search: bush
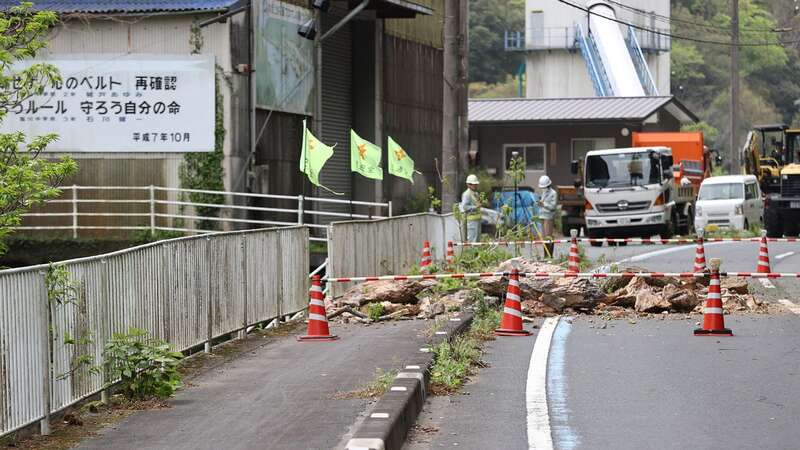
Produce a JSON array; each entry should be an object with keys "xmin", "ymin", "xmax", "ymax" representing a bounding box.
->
[
  {"xmin": 103, "ymin": 327, "xmax": 183, "ymax": 400},
  {"xmin": 367, "ymin": 303, "xmax": 385, "ymax": 321}
]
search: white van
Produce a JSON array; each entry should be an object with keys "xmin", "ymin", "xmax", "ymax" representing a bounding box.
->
[{"xmin": 694, "ymin": 175, "xmax": 762, "ymax": 231}]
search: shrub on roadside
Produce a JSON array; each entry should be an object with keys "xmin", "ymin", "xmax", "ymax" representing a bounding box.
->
[{"xmin": 103, "ymin": 327, "xmax": 183, "ymax": 400}]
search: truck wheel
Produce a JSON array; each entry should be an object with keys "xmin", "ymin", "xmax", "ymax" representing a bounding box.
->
[
  {"xmin": 765, "ymin": 209, "xmax": 782, "ymax": 238},
  {"xmin": 588, "ymin": 230, "xmax": 603, "ymax": 247}
]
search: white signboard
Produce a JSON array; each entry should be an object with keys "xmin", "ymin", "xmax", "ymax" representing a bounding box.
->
[{"xmin": 0, "ymin": 54, "xmax": 215, "ymax": 152}]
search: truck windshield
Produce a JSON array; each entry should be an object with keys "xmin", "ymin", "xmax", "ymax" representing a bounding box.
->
[
  {"xmin": 698, "ymin": 183, "xmax": 744, "ymax": 200},
  {"xmin": 585, "ymin": 152, "xmax": 662, "ymax": 188}
]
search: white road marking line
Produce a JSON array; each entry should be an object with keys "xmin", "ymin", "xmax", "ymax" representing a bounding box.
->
[
  {"xmin": 526, "ymin": 317, "xmax": 559, "ymax": 450},
  {"xmin": 779, "ymin": 299, "xmax": 800, "ymax": 314},
  {"xmin": 775, "ymin": 251, "xmax": 795, "ymax": 260},
  {"xmin": 759, "ymin": 278, "xmax": 776, "ymax": 289}
]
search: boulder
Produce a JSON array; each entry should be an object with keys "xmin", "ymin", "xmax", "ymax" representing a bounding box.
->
[
  {"xmin": 337, "ymin": 279, "xmax": 436, "ymax": 307},
  {"xmin": 549, "ymin": 277, "xmax": 607, "ymax": 311},
  {"xmin": 662, "ymin": 284, "xmax": 700, "ymax": 312},
  {"xmin": 634, "ymin": 285, "xmax": 671, "ymax": 313},
  {"xmin": 417, "ymin": 297, "xmax": 446, "ymax": 319},
  {"xmin": 721, "ymin": 278, "xmax": 749, "ymax": 295}
]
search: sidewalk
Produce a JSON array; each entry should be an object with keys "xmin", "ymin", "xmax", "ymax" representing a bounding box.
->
[{"xmin": 77, "ymin": 320, "xmax": 432, "ymax": 450}]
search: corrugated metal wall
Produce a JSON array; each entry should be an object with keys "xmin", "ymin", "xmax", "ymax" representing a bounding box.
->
[
  {"xmin": 318, "ymin": 7, "xmax": 354, "ymax": 213},
  {"xmin": 383, "ymin": 35, "xmax": 444, "ymax": 211},
  {"xmin": 385, "ymin": 0, "xmax": 444, "ymax": 49}
]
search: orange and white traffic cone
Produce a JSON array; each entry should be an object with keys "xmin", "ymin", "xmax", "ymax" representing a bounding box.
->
[
  {"xmin": 298, "ymin": 275, "xmax": 339, "ymax": 341},
  {"xmin": 420, "ymin": 240, "xmax": 432, "ymax": 268},
  {"xmin": 757, "ymin": 230, "xmax": 771, "ymax": 274},
  {"xmin": 567, "ymin": 229, "xmax": 580, "ymax": 273},
  {"xmin": 495, "ymin": 269, "xmax": 532, "ymax": 336},
  {"xmin": 694, "ymin": 258, "xmax": 732, "ymax": 336},
  {"xmin": 446, "ymin": 240, "xmax": 455, "ymax": 265},
  {"xmin": 693, "ymin": 229, "xmax": 707, "ymax": 273}
]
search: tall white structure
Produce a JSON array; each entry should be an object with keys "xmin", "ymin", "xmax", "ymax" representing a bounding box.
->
[{"xmin": 508, "ymin": 0, "xmax": 670, "ymax": 98}]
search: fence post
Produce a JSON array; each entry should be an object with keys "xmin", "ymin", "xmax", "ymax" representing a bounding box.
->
[
  {"xmin": 71, "ymin": 185, "xmax": 78, "ymax": 239},
  {"xmin": 149, "ymin": 185, "xmax": 156, "ymax": 235},
  {"xmin": 99, "ymin": 258, "xmax": 110, "ymax": 405},
  {"xmin": 297, "ymin": 195, "xmax": 304, "ymax": 225},
  {"xmin": 388, "ymin": 200, "xmax": 393, "ymax": 218},
  {"xmin": 240, "ymin": 236, "xmax": 248, "ymax": 340},
  {"xmin": 205, "ymin": 236, "xmax": 213, "ymax": 353},
  {"xmin": 38, "ymin": 270, "xmax": 51, "ymax": 435}
]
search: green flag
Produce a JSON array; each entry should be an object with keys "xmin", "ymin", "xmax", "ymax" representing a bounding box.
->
[
  {"xmin": 387, "ymin": 136, "xmax": 418, "ymax": 183},
  {"xmin": 350, "ymin": 130, "xmax": 383, "ymax": 180},
  {"xmin": 300, "ymin": 120, "xmax": 340, "ymax": 193}
]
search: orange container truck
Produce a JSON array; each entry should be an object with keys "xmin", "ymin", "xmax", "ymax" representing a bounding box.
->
[{"xmin": 632, "ymin": 131, "xmax": 708, "ymax": 193}]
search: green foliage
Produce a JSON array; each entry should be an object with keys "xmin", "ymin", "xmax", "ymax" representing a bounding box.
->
[
  {"xmin": 179, "ymin": 69, "xmax": 226, "ymax": 231},
  {"xmin": 469, "ymin": 0, "xmax": 525, "ymax": 84},
  {"xmin": 681, "ymin": 121, "xmax": 719, "ymax": 149},
  {"xmin": 469, "ymin": 75, "xmax": 521, "ymax": 99},
  {"xmin": 45, "ymin": 263, "xmax": 79, "ymax": 307},
  {"xmin": 103, "ymin": 327, "xmax": 183, "ymax": 400},
  {"xmin": 367, "ymin": 302, "xmax": 385, "ymax": 321},
  {"xmin": 453, "ymin": 246, "xmax": 510, "ymax": 272},
  {"xmin": 671, "ymin": 0, "xmax": 800, "ymax": 151},
  {"xmin": 427, "ymin": 185, "xmax": 442, "ymax": 212},
  {"xmin": 429, "ymin": 335, "xmax": 479, "ymax": 391},
  {"xmin": 131, "ymin": 229, "xmax": 184, "ymax": 244},
  {"xmin": 0, "ymin": 3, "xmax": 75, "ymax": 254},
  {"xmin": 365, "ymin": 368, "xmax": 396, "ymax": 396}
]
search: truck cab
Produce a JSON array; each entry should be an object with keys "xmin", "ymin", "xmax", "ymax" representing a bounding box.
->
[{"xmin": 581, "ymin": 146, "xmax": 693, "ymax": 241}]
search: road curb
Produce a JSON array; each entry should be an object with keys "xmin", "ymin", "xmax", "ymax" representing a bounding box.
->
[{"xmin": 344, "ymin": 313, "xmax": 474, "ymax": 450}]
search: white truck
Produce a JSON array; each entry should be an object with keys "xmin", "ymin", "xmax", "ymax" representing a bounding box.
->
[{"xmin": 576, "ymin": 146, "xmax": 696, "ymax": 245}]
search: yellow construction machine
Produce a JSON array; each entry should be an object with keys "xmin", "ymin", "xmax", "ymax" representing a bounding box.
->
[{"xmin": 742, "ymin": 124, "xmax": 800, "ymax": 236}]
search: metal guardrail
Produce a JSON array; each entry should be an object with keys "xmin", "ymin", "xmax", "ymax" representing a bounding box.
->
[
  {"xmin": 505, "ymin": 26, "xmax": 670, "ymax": 52},
  {"xmin": 0, "ymin": 226, "xmax": 310, "ymax": 438},
  {"xmin": 17, "ymin": 185, "xmax": 393, "ymax": 243}
]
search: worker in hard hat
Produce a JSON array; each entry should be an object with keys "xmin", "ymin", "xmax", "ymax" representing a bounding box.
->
[
  {"xmin": 461, "ymin": 174, "xmax": 482, "ymax": 242},
  {"xmin": 538, "ymin": 175, "xmax": 558, "ymax": 255}
]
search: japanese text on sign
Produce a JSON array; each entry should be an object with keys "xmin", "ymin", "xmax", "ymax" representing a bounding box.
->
[{"xmin": 0, "ymin": 54, "xmax": 215, "ymax": 152}]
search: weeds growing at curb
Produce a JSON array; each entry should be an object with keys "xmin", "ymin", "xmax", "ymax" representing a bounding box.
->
[{"xmin": 332, "ymin": 368, "xmax": 398, "ymax": 399}]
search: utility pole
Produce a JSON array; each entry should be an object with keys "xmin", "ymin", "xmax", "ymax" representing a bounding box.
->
[
  {"xmin": 730, "ymin": 0, "xmax": 740, "ymax": 173},
  {"xmin": 442, "ymin": 0, "xmax": 468, "ymax": 210}
]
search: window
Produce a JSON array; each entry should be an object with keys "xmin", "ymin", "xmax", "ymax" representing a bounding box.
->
[
  {"xmin": 504, "ymin": 144, "xmax": 545, "ymax": 171},
  {"xmin": 571, "ymin": 138, "xmax": 616, "ymax": 163},
  {"xmin": 745, "ymin": 183, "xmax": 757, "ymax": 200}
]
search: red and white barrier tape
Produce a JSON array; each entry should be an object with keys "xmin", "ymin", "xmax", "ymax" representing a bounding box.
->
[
  {"xmin": 324, "ymin": 271, "xmax": 706, "ymax": 283},
  {"xmin": 721, "ymin": 272, "xmax": 800, "ymax": 278},
  {"xmin": 453, "ymin": 237, "xmax": 800, "ymax": 247}
]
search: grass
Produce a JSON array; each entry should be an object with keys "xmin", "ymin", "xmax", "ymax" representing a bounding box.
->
[
  {"xmin": 427, "ymin": 302, "xmax": 501, "ymax": 395},
  {"xmin": 332, "ymin": 368, "xmax": 398, "ymax": 399}
]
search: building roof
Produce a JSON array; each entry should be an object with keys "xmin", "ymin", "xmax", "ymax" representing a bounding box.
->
[
  {"xmin": 0, "ymin": 0, "xmax": 240, "ymax": 14},
  {"xmin": 469, "ymin": 96, "xmax": 698, "ymax": 125}
]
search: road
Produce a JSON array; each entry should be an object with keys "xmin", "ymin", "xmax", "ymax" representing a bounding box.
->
[{"xmin": 406, "ymin": 240, "xmax": 800, "ymax": 450}]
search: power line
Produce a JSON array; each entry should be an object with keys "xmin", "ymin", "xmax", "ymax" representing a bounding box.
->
[
  {"xmin": 557, "ymin": 0, "xmax": 800, "ymax": 47},
  {"xmin": 605, "ymin": 0, "xmax": 791, "ymax": 35}
]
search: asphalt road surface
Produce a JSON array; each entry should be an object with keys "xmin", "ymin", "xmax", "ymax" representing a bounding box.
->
[{"xmin": 408, "ymin": 241, "xmax": 800, "ymax": 450}]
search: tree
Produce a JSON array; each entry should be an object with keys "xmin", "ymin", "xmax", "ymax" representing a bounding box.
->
[
  {"xmin": 468, "ymin": 0, "xmax": 525, "ymax": 85},
  {"xmin": 0, "ymin": 2, "xmax": 76, "ymax": 254}
]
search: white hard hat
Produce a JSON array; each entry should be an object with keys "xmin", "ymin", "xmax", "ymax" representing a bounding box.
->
[
  {"xmin": 538, "ymin": 175, "xmax": 552, "ymax": 188},
  {"xmin": 466, "ymin": 174, "xmax": 480, "ymax": 185}
]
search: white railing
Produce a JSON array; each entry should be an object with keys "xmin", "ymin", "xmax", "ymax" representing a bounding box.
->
[
  {"xmin": 17, "ymin": 185, "xmax": 393, "ymax": 243},
  {"xmin": 0, "ymin": 226, "xmax": 310, "ymax": 438}
]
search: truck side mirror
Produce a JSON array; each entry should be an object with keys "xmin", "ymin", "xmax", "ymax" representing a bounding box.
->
[{"xmin": 570, "ymin": 160, "xmax": 579, "ymax": 175}]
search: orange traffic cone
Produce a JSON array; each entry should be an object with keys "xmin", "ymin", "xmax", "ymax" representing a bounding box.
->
[
  {"xmin": 693, "ymin": 229, "xmax": 707, "ymax": 273},
  {"xmin": 298, "ymin": 275, "xmax": 339, "ymax": 341},
  {"xmin": 694, "ymin": 258, "xmax": 732, "ymax": 336},
  {"xmin": 446, "ymin": 240, "xmax": 455, "ymax": 265},
  {"xmin": 567, "ymin": 229, "xmax": 580, "ymax": 273},
  {"xmin": 495, "ymin": 269, "xmax": 532, "ymax": 336},
  {"xmin": 757, "ymin": 230, "xmax": 771, "ymax": 273},
  {"xmin": 420, "ymin": 240, "xmax": 432, "ymax": 268}
]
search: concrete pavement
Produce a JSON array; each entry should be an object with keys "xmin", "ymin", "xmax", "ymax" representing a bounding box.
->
[{"xmin": 77, "ymin": 321, "xmax": 434, "ymax": 450}]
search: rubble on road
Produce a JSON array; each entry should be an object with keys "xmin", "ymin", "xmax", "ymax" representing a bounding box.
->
[{"xmin": 327, "ymin": 258, "xmax": 767, "ymax": 324}]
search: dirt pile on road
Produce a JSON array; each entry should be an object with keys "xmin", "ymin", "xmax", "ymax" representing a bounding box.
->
[{"xmin": 328, "ymin": 259, "xmax": 766, "ymax": 323}]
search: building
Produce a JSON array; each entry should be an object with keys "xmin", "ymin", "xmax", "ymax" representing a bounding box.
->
[
  {"xmin": 2, "ymin": 0, "xmax": 452, "ymax": 235},
  {"xmin": 506, "ymin": 0, "xmax": 671, "ymax": 98},
  {"xmin": 468, "ymin": 96, "xmax": 697, "ymax": 189}
]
